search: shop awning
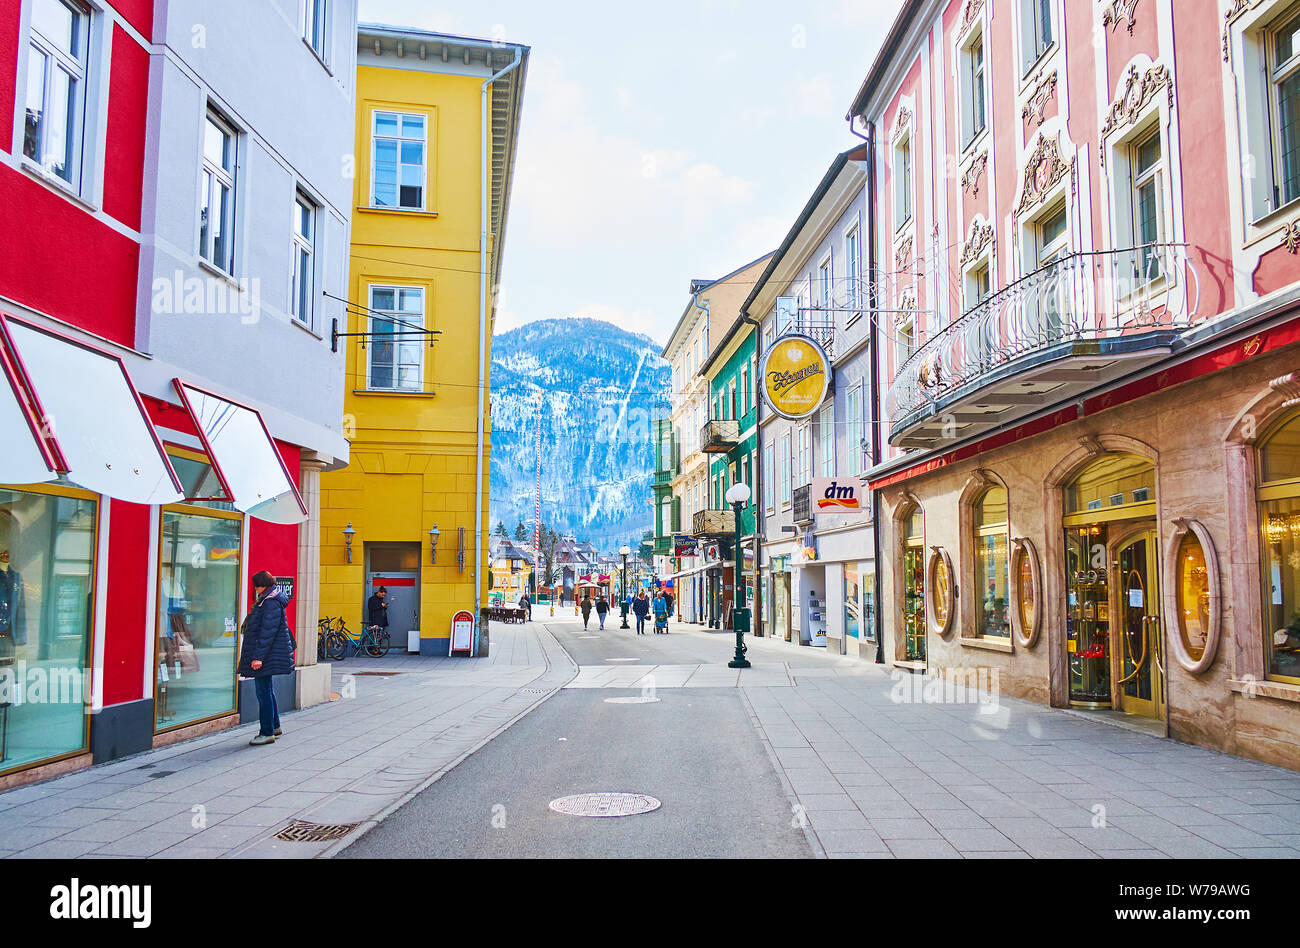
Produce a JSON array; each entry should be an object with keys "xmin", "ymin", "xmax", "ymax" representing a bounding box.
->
[
  {"xmin": 0, "ymin": 314, "xmax": 183, "ymax": 505},
  {"xmin": 173, "ymin": 380, "xmax": 307, "ymax": 524}
]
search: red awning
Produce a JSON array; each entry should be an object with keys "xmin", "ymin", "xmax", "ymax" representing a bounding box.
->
[{"xmin": 0, "ymin": 313, "xmax": 182, "ymax": 505}]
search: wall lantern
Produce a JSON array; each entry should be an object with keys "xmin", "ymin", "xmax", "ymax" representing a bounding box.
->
[
  {"xmin": 343, "ymin": 522, "xmax": 356, "ymax": 564},
  {"xmin": 429, "ymin": 524, "xmax": 441, "ymax": 564}
]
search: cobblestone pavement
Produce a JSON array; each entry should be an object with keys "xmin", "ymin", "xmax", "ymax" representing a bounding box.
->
[{"xmin": 0, "ymin": 622, "xmax": 574, "ymax": 858}]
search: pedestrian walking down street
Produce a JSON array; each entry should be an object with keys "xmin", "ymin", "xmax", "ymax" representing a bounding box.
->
[
  {"xmin": 518, "ymin": 591, "xmax": 532, "ymax": 621},
  {"xmin": 239, "ymin": 571, "xmax": 295, "ymax": 745},
  {"xmin": 596, "ymin": 593, "xmax": 609, "ymax": 630},
  {"xmin": 632, "ymin": 590, "xmax": 650, "ymax": 634},
  {"xmin": 580, "ymin": 592, "xmax": 593, "ymax": 629},
  {"xmin": 652, "ymin": 590, "xmax": 669, "ymax": 634}
]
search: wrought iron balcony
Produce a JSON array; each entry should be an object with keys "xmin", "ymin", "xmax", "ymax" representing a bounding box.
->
[
  {"xmin": 700, "ymin": 418, "xmax": 740, "ymax": 453},
  {"xmin": 792, "ymin": 484, "xmax": 812, "ymax": 523},
  {"xmin": 692, "ymin": 508, "xmax": 736, "ymax": 537},
  {"xmin": 884, "ymin": 243, "xmax": 1200, "ymax": 449}
]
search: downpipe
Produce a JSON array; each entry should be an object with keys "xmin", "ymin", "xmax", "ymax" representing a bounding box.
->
[{"xmin": 475, "ymin": 47, "xmax": 523, "ymax": 653}]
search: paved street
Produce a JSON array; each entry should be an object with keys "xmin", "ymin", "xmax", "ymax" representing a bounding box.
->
[{"xmin": 5, "ymin": 613, "xmax": 1300, "ymax": 858}]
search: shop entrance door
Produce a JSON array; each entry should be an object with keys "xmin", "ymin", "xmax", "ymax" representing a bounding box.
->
[
  {"xmin": 364, "ymin": 574, "xmax": 419, "ymax": 639},
  {"xmin": 775, "ymin": 575, "xmax": 791, "ymax": 641},
  {"xmin": 1115, "ymin": 530, "xmax": 1165, "ymax": 720}
]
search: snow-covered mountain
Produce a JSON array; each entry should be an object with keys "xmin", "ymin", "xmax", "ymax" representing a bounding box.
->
[{"xmin": 489, "ymin": 318, "xmax": 670, "ymax": 551}]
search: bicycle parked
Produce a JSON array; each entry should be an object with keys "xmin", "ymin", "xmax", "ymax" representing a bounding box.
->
[
  {"xmin": 341, "ymin": 616, "xmax": 391, "ymax": 657},
  {"xmin": 317, "ymin": 617, "xmax": 347, "ymax": 662}
]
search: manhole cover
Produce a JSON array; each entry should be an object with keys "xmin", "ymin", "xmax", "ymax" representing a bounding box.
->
[
  {"xmin": 274, "ymin": 820, "xmax": 359, "ymax": 842},
  {"xmin": 147, "ymin": 770, "xmax": 176, "ymax": 778},
  {"xmin": 548, "ymin": 793, "xmax": 661, "ymax": 818},
  {"xmin": 604, "ymin": 658, "xmax": 640, "ymax": 663},
  {"xmin": 351, "ymin": 671, "xmax": 402, "ymax": 677},
  {"xmin": 604, "ymin": 696, "xmax": 660, "ymax": 704}
]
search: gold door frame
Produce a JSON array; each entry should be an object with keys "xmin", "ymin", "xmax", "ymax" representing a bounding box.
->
[{"xmin": 1109, "ymin": 522, "xmax": 1165, "ymax": 721}]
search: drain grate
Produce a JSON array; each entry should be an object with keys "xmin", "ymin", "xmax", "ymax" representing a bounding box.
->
[
  {"xmin": 520, "ymin": 688, "xmax": 550, "ymax": 694},
  {"xmin": 604, "ymin": 658, "xmax": 640, "ymax": 663},
  {"xmin": 549, "ymin": 792, "xmax": 661, "ymax": 818},
  {"xmin": 274, "ymin": 820, "xmax": 359, "ymax": 842},
  {"xmin": 147, "ymin": 770, "xmax": 177, "ymax": 778},
  {"xmin": 604, "ymin": 696, "xmax": 660, "ymax": 704},
  {"xmin": 350, "ymin": 671, "xmax": 402, "ymax": 677}
]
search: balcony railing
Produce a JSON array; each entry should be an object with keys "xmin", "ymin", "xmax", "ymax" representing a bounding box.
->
[
  {"xmin": 700, "ymin": 418, "xmax": 740, "ymax": 453},
  {"xmin": 885, "ymin": 243, "xmax": 1200, "ymax": 434},
  {"xmin": 792, "ymin": 484, "xmax": 812, "ymax": 523},
  {"xmin": 692, "ymin": 508, "xmax": 736, "ymax": 537}
]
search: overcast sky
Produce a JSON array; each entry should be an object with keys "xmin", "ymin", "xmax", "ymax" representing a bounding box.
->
[{"xmin": 359, "ymin": 0, "xmax": 902, "ymax": 346}]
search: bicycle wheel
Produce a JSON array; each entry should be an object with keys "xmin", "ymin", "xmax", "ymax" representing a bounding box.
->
[
  {"xmin": 327, "ymin": 631, "xmax": 347, "ymax": 661},
  {"xmin": 376, "ymin": 631, "xmax": 392, "ymax": 656}
]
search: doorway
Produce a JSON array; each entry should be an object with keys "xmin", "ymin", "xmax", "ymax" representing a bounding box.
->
[
  {"xmin": 365, "ymin": 543, "xmax": 421, "ymax": 640},
  {"xmin": 1062, "ymin": 454, "xmax": 1165, "ymax": 720}
]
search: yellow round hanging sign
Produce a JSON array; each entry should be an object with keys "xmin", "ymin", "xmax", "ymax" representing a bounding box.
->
[{"xmin": 762, "ymin": 335, "xmax": 832, "ymax": 419}]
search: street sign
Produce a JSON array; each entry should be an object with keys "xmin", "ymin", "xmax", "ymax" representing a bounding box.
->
[{"xmin": 450, "ymin": 609, "xmax": 474, "ymax": 656}]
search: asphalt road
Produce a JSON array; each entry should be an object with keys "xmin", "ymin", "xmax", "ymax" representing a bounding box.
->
[
  {"xmin": 550, "ymin": 611, "xmax": 745, "ymax": 665},
  {"xmin": 340, "ymin": 618, "xmax": 813, "ymax": 859}
]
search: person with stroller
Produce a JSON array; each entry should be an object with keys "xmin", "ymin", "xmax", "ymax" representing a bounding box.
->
[
  {"xmin": 632, "ymin": 590, "xmax": 650, "ymax": 635},
  {"xmin": 652, "ymin": 590, "xmax": 670, "ymax": 634}
]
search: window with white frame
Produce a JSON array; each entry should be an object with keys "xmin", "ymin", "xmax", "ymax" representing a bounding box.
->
[
  {"xmin": 845, "ymin": 224, "xmax": 861, "ymax": 311},
  {"xmin": 728, "ymin": 379, "xmax": 737, "ymax": 420},
  {"xmin": 367, "ymin": 285, "xmax": 425, "ymax": 391},
  {"xmin": 965, "ymin": 259, "xmax": 991, "ymax": 315},
  {"xmin": 797, "ymin": 424, "xmax": 811, "ymax": 487},
  {"xmin": 1129, "ymin": 127, "xmax": 1165, "ymax": 283},
  {"xmin": 740, "ymin": 362, "xmax": 750, "ymax": 417},
  {"xmin": 371, "ymin": 111, "xmax": 427, "ymax": 209},
  {"xmin": 846, "ymin": 385, "xmax": 864, "ymax": 475},
  {"xmin": 23, "ymin": 0, "xmax": 90, "ymax": 188},
  {"xmin": 290, "ymin": 192, "xmax": 316, "ymax": 326},
  {"xmin": 779, "ymin": 432, "xmax": 791, "ymax": 505},
  {"xmin": 797, "ymin": 281, "xmax": 811, "ymax": 333},
  {"xmin": 896, "ymin": 318, "xmax": 915, "ymax": 368},
  {"xmin": 819, "ymin": 403, "xmax": 834, "ymax": 477},
  {"xmin": 303, "ymin": 0, "xmax": 328, "ymax": 61},
  {"xmin": 1036, "ymin": 201, "xmax": 1069, "ymax": 268},
  {"xmin": 961, "ymin": 28, "xmax": 987, "ymax": 148},
  {"xmin": 894, "ymin": 135, "xmax": 913, "ymax": 231},
  {"xmin": 1021, "ymin": 0, "xmax": 1053, "ymax": 73},
  {"xmin": 1267, "ymin": 7, "xmax": 1300, "ymax": 213},
  {"xmin": 200, "ymin": 110, "xmax": 238, "ymax": 274},
  {"xmin": 818, "ymin": 255, "xmax": 832, "ymax": 309},
  {"xmin": 764, "ymin": 443, "xmax": 775, "ymax": 510}
]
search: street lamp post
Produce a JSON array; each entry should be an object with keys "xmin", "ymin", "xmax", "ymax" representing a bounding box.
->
[
  {"xmin": 724, "ymin": 482, "xmax": 751, "ymax": 669},
  {"xmin": 619, "ymin": 545, "xmax": 631, "ymax": 629}
]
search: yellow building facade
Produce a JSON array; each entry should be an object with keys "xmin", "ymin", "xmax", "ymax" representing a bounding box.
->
[{"xmin": 319, "ymin": 26, "xmax": 528, "ymax": 654}]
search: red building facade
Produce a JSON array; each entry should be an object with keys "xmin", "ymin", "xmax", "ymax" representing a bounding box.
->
[
  {"xmin": 0, "ymin": 0, "xmax": 352, "ymax": 785},
  {"xmin": 856, "ymin": 0, "xmax": 1300, "ymax": 768}
]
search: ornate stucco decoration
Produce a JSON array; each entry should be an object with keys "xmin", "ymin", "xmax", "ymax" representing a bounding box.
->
[
  {"xmin": 1100, "ymin": 63, "xmax": 1173, "ymax": 140},
  {"xmin": 961, "ymin": 150, "xmax": 988, "ymax": 197},
  {"xmin": 959, "ymin": 219, "xmax": 994, "ymax": 266},
  {"xmin": 1015, "ymin": 135, "xmax": 1070, "ymax": 217},
  {"xmin": 1280, "ymin": 218, "xmax": 1300, "ymax": 255},
  {"xmin": 1102, "ymin": 0, "xmax": 1140, "ymax": 34},
  {"xmin": 895, "ymin": 235, "xmax": 914, "ymax": 269},
  {"xmin": 1222, "ymin": 0, "xmax": 1261, "ymax": 62},
  {"xmin": 1269, "ymin": 371, "xmax": 1300, "ymax": 407},
  {"xmin": 893, "ymin": 106, "xmax": 912, "ymax": 139},
  {"xmin": 899, "ymin": 288, "xmax": 917, "ymax": 316},
  {"xmin": 1021, "ymin": 70, "xmax": 1057, "ymax": 129},
  {"xmin": 958, "ymin": 0, "xmax": 985, "ymax": 39}
]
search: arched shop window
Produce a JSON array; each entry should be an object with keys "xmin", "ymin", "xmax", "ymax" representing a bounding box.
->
[
  {"xmin": 974, "ymin": 487, "xmax": 1010, "ymax": 639},
  {"xmin": 902, "ymin": 505, "xmax": 926, "ymax": 661},
  {"xmin": 1258, "ymin": 411, "xmax": 1300, "ymax": 683}
]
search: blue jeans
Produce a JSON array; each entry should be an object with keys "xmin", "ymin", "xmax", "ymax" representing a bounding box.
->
[
  {"xmin": 598, "ymin": 612, "xmax": 606, "ymax": 629},
  {"xmin": 254, "ymin": 675, "xmax": 280, "ymax": 737},
  {"xmin": 635, "ymin": 614, "xmax": 646, "ymax": 633}
]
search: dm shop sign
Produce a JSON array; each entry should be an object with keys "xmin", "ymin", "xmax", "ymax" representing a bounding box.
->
[
  {"xmin": 811, "ymin": 477, "xmax": 867, "ymax": 514},
  {"xmin": 762, "ymin": 335, "xmax": 831, "ymax": 419}
]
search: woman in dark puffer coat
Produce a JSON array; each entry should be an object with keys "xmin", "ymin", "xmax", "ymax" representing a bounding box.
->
[{"xmin": 239, "ymin": 570, "xmax": 295, "ymax": 745}]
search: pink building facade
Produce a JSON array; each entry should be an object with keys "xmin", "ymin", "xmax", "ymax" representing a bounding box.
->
[{"xmin": 855, "ymin": 0, "xmax": 1300, "ymax": 768}]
